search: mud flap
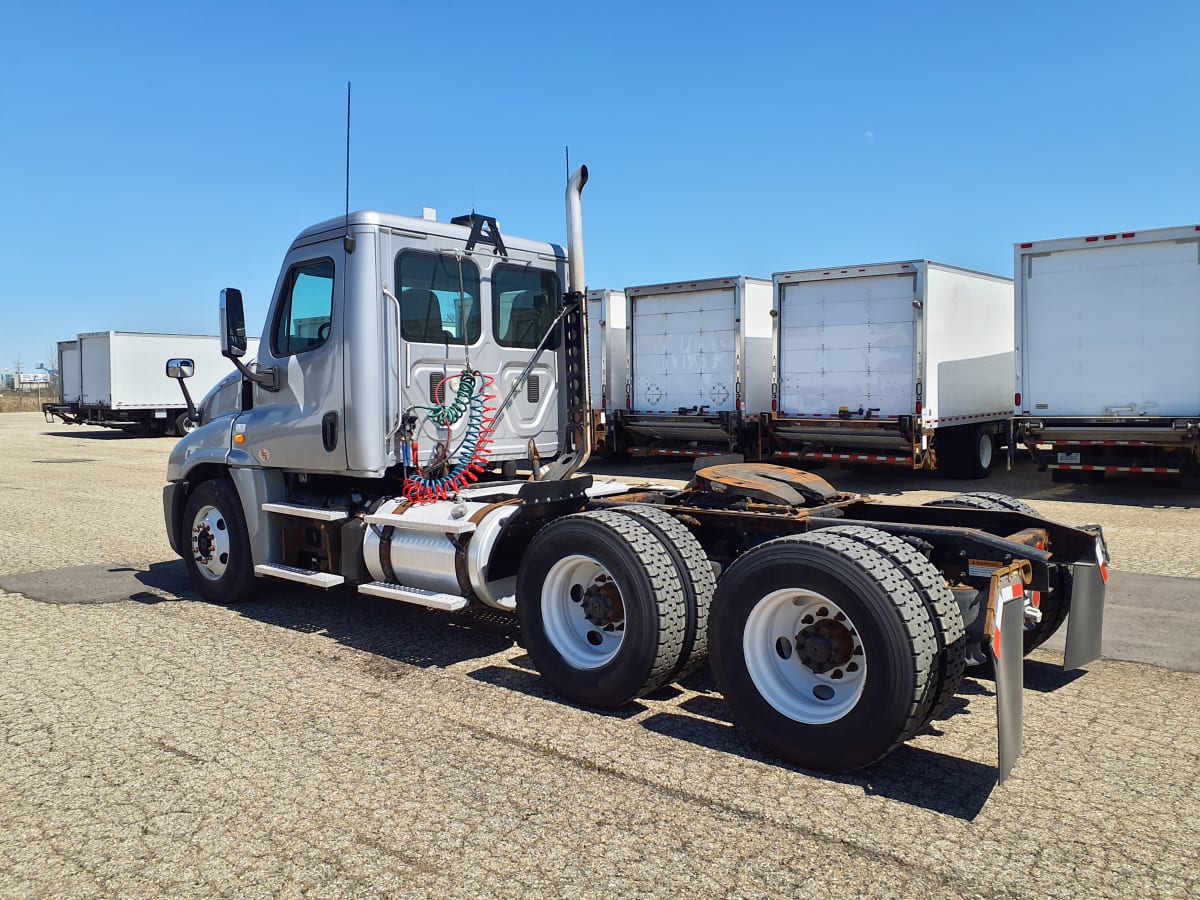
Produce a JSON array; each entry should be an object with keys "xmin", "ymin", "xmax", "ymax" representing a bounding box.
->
[
  {"xmin": 987, "ymin": 562, "xmax": 1029, "ymax": 784},
  {"xmin": 1064, "ymin": 560, "xmax": 1106, "ymax": 671}
]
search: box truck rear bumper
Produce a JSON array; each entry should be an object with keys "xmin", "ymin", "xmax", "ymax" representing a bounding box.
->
[
  {"xmin": 616, "ymin": 412, "xmax": 741, "ymax": 447},
  {"xmin": 767, "ymin": 416, "xmax": 919, "ymax": 466},
  {"xmin": 1017, "ymin": 417, "xmax": 1200, "ymax": 474}
]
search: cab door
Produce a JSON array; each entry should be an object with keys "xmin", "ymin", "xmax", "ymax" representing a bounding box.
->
[{"xmin": 237, "ymin": 237, "xmax": 347, "ymax": 472}]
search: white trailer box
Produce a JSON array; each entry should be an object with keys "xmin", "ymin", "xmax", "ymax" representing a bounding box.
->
[
  {"xmin": 1013, "ymin": 225, "xmax": 1200, "ymax": 482},
  {"xmin": 586, "ymin": 289, "xmax": 628, "ymax": 454},
  {"xmin": 48, "ymin": 331, "xmax": 258, "ymax": 435},
  {"xmin": 57, "ymin": 340, "xmax": 82, "ymax": 404},
  {"xmin": 614, "ymin": 276, "xmax": 773, "ymax": 457},
  {"xmin": 769, "ymin": 261, "xmax": 1013, "ymax": 476}
]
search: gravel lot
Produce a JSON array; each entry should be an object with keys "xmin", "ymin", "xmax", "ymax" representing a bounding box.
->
[{"xmin": 2, "ymin": 412, "xmax": 1198, "ymax": 898}]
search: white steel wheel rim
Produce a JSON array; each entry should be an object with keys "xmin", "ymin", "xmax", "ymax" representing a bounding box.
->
[
  {"xmin": 190, "ymin": 504, "xmax": 231, "ymax": 581},
  {"xmin": 978, "ymin": 432, "xmax": 994, "ymax": 470},
  {"xmin": 743, "ymin": 589, "xmax": 867, "ymax": 724},
  {"xmin": 541, "ymin": 554, "xmax": 625, "ymax": 669}
]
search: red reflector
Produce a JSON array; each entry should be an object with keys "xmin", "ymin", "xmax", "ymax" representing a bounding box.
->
[
  {"xmin": 1086, "ymin": 236, "xmax": 1099, "ymax": 242},
  {"xmin": 1015, "ymin": 392, "xmax": 1021, "ymax": 406},
  {"xmin": 915, "ymin": 400, "xmax": 922, "ymax": 415},
  {"xmin": 1121, "ymin": 232, "xmax": 1135, "ymax": 238},
  {"xmin": 625, "ymin": 397, "xmax": 631, "ymax": 410},
  {"xmin": 1103, "ymin": 234, "xmax": 1116, "ymax": 240},
  {"xmin": 735, "ymin": 398, "xmax": 741, "ymax": 411},
  {"xmin": 1020, "ymin": 243, "xmax": 1032, "ymax": 248},
  {"xmin": 771, "ymin": 399, "xmax": 777, "ymax": 411}
]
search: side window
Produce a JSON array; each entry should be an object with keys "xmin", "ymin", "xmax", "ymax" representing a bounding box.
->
[
  {"xmin": 395, "ymin": 251, "xmax": 481, "ymax": 344},
  {"xmin": 273, "ymin": 258, "xmax": 335, "ymax": 356},
  {"xmin": 493, "ymin": 265, "xmax": 561, "ymax": 348}
]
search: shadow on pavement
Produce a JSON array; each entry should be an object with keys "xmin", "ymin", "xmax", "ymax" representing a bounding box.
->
[{"xmin": 123, "ymin": 559, "xmax": 1004, "ymax": 817}]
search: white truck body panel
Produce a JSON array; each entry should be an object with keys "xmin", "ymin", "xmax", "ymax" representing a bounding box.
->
[
  {"xmin": 626, "ymin": 277, "xmax": 772, "ymax": 415},
  {"xmin": 774, "ymin": 262, "xmax": 1013, "ymax": 427},
  {"xmin": 58, "ymin": 340, "xmax": 82, "ymax": 403},
  {"xmin": 586, "ymin": 289, "xmax": 627, "ymax": 410},
  {"xmin": 1016, "ymin": 226, "xmax": 1200, "ymax": 417},
  {"xmin": 76, "ymin": 332, "xmax": 258, "ymax": 409}
]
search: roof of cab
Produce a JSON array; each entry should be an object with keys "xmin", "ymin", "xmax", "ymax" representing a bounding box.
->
[{"xmin": 292, "ymin": 210, "xmax": 566, "ymax": 258}]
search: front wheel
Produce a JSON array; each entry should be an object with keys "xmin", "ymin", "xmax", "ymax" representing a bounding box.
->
[
  {"xmin": 181, "ymin": 479, "xmax": 255, "ymax": 604},
  {"xmin": 709, "ymin": 531, "xmax": 936, "ymax": 772}
]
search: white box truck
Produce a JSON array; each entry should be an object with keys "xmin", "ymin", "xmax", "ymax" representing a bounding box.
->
[
  {"xmin": 767, "ymin": 261, "xmax": 1014, "ymax": 477},
  {"xmin": 586, "ymin": 288, "xmax": 628, "ymax": 455},
  {"xmin": 45, "ymin": 331, "xmax": 258, "ymax": 436},
  {"xmin": 611, "ymin": 276, "xmax": 773, "ymax": 457},
  {"xmin": 1013, "ymin": 225, "xmax": 1200, "ymax": 483}
]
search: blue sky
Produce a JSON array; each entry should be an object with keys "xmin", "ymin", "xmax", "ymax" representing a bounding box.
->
[{"xmin": 1, "ymin": 1, "xmax": 1196, "ymax": 373}]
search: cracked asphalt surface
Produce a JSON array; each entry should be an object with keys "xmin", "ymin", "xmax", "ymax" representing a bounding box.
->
[{"xmin": 1, "ymin": 413, "xmax": 1198, "ymax": 897}]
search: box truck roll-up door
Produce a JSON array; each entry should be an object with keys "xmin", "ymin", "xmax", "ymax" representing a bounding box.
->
[
  {"xmin": 778, "ymin": 274, "xmax": 916, "ymax": 416},
  {"xmin": 631, "ymin": 287, "xmax": 738, "ymax": 413},
  {"xmin": 1022, "ymin": 240, "xmax": 1200, "ymax": 417}
]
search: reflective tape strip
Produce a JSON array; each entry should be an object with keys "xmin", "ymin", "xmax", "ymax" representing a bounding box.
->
[
  {"xmin": 1050, "ymin": 464, "xmax": 1178, "ymax": 474},
  {"xmin": 776, "ymin": 452, "xmax": 914, "ymax": 464}
]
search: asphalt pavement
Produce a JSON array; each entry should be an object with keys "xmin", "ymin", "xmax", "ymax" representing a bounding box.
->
[{"xmin": 1, "ymin": 413, "xmax": 1197, "ymax": 898}]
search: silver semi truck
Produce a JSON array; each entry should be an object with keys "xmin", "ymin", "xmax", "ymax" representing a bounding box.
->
[{"xmin": 163, "ymin": 168, "xmax": 1107, "ymax": 780}]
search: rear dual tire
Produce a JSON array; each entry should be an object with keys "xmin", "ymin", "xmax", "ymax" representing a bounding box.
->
[
  {"xmin": 709, "ymin": 529, "xmax": 940, "ymax": 772},
  {"xmin": 516, "ymin": 511, "xmax": 688, "ymax": 709},
  {"xmin": 923, "ymin": 491, "xmax": 1063, "ymax": 655}
]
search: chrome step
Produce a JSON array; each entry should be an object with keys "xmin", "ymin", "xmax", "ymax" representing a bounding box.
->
[
  {"xmin": 254, "ymin": 563, "xmax": 345, "ymax": 589},
  {"xmin": 363, "ymin": 513, "xmax": 476, "ymax": 535},
  {"xmin": 357, "ymin": 581, "xmax": 468, "ymax": 611},
  {"xmin": 261, "ymin": 502, "xmax": 348, "ymax": 521}
]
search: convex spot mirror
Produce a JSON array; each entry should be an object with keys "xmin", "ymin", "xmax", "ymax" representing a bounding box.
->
[
  {"xmin": 166, "ymin": 358, "xmax": 195, "ymax": 379},
  {"xmin": 220, "ymin": 287, "xmax": 248, "ymax": 358}
]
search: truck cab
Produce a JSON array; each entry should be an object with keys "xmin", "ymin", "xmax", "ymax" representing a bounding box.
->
[{"xmin": 225, "ymin": 211, "xmax": 571, "ymax": 476}]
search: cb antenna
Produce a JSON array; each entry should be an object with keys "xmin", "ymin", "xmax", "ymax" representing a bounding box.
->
[
  {"xmin": 343, "ymin": 81, "xmax": 355, "ymax": 253},
  {"xmin": 565, "ymin": 144, "xmax": 569, "ymax": 183}
]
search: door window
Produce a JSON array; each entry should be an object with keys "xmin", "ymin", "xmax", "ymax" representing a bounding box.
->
[{"xmin": 273, "ymin": 258, "xmax": 335, "ymax": 356}]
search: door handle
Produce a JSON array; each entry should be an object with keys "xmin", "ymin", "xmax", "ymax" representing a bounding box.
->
[{"xmin": 322, "ymin": 411, "xmax": 339, "ymax": 452}]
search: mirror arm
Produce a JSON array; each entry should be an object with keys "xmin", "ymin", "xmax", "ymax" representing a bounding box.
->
[
  {"xmin": 229, "ymin": 355, "xmax": 278, "ymax": 392},
  {"xmin": 173, "ymin": 377, "xmax": 198, "ymax": 423}
]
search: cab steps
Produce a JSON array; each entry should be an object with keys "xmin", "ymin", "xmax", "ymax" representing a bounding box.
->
[
  {"xmin": 254, "ymin": 563, "xmax": 345, "ymax": 589},
  {"xmin": 357, "ymin": 582, "xmax": 469, "ymax": 611}
]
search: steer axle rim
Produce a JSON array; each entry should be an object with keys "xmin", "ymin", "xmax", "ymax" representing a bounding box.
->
[
  {"xmin": 190, "ymin": 504, "xmax": 231, "ymax": 581},
  {"xmin": 743, "ymin": 588, "xmax": 867, "ymax": 724},
  {"xmin": 542, "ymin": 554, "xmax": 626, "ymax": 669}
]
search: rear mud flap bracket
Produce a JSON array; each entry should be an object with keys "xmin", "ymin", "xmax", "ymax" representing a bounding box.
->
[{"xmin": 986, "ymin": 561, "xmax": 1029, "ymax": 784}]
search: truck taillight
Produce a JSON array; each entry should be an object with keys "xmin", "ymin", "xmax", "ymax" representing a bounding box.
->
[
  {"xmin": 1015, "ymin": 392, "xmax": 1021, "ymax": 407},
  {"xmin": 915, "ymin": 400, "xmax": 922, "ymax": 415},
  {"xmin": 771, "ymin": 399, "xmax": 777, "ymax": 412}
]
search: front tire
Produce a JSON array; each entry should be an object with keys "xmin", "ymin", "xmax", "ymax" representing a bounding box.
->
[
  {"xmin": 516, "ymin": 511, "xmax": 687, "ymax": 709},
  {"xmin": 709, "ymin": 531, "xmax": 936, "ymax": 772},
  {"xmin": 181, "ymin": 479, "xmax": 255, "ymax": 604}
]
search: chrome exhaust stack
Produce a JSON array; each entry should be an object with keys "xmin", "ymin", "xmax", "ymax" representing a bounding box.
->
[
  {"xmin": 566, "ymin": 165, "xmax": 588, "ymax": 296},
  {"xmin": 553, "ymin": 164, "xmax": 591, "ymax": 480}
]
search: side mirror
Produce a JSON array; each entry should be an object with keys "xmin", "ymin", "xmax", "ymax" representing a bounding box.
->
[
  {"xmin": 220, "ymin": 288, "xmax": 248, "ymax": 359},
  {"xmin": 166, "ymin": 358, "xmax": 194, "ymax": 380}
]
